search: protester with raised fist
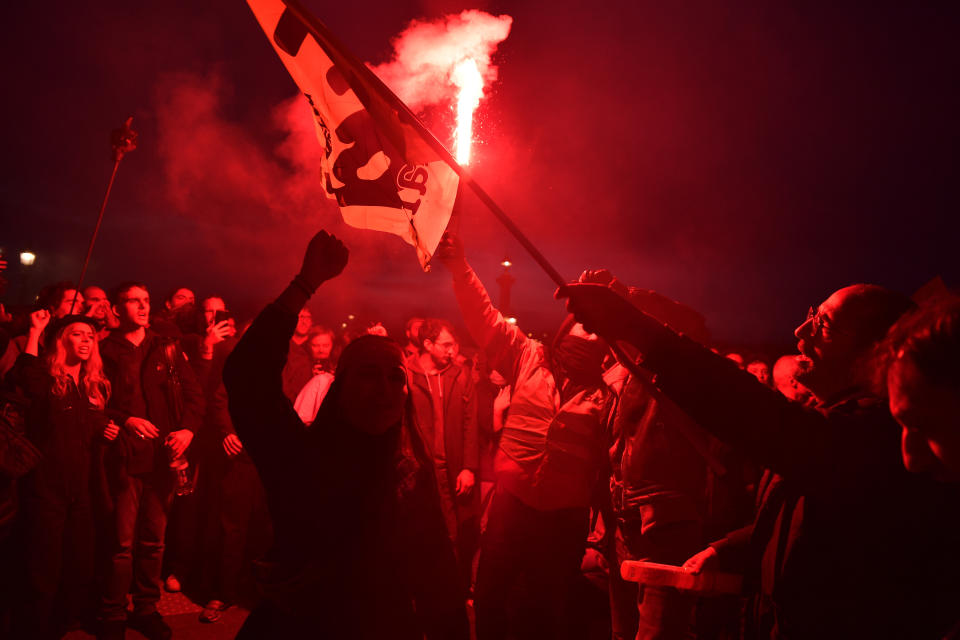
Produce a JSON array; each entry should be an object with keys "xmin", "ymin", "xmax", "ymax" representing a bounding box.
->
[
  {"xmin": 8, "ymin": 311, "xmax": 114, "ymax": 639},
  {"xmin": 224, "ymin": 230, "xmax": 467, "ymax": 640}
]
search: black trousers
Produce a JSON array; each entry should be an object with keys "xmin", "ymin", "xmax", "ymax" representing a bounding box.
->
[
  {"xmin": 13, "ymin": 482, "xmax": 94, "ymax": 640},
  {"xmin": 474, "ymin": 487, "xmax": 589, "ymax": 640},
  {"xmin": 212, "ymin": 457, "xmax": 271, "ymax": 604}
]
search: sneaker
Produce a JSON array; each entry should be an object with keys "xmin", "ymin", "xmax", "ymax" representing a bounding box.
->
[
  {"xmin": 96, "ymin": 619, "xmax": 125, "ymax": 640},
  {"xmin": 199, "ymin": 599, "xmax": 227, "ymax": 623},
  {"xmin": 163, "ymin": 574, "xmax": 182, "ymax": 592},
  {"xmin": 127, "ymin": 612, "xmax": 172, "ymax": 640}
]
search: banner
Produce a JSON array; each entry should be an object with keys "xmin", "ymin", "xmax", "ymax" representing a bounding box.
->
[{"xmin": 247, "ymin": 0, "xmax": 460, "ymax": 267}]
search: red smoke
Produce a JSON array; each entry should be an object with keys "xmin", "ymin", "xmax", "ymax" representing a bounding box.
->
[
  {"xmin": 370, "ymin": 10, "xmax": 512, "ymax": 111},
  {"xmin": 154, "ymin": 71, "xmax": 326, "ymax": 227}
]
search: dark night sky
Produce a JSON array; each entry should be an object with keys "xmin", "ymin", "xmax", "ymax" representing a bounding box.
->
[{"xmin": 1, "ymin": 0, "xmax": 957, "ymax": 348}]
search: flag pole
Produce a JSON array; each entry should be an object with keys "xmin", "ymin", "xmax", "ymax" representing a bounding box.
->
[
  {"xmin": 69, "ymin": 118, "xmax": 138, "ymax": 315},
  {"xmin": 280, "ymin": 0, "xmax": 567, "ymax": 289}
]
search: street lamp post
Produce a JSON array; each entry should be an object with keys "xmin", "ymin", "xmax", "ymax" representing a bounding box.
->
[
  {"xmin": 17, "ymin": 249, "xmax": 37, "ymax": 305},
  {"xmin": 497, "ymin": 257, "xmax": 516, "ymax": 325}
]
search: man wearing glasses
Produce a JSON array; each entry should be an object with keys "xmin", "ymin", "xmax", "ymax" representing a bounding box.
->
[{"xmin": 405, "ymin": 318, "xmax": 479, "ymax": 599}]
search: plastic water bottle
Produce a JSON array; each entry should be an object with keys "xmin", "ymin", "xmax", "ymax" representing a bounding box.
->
[{"xmin": 170, "ymin": 455, "xmax": 194, "ymax": 497}]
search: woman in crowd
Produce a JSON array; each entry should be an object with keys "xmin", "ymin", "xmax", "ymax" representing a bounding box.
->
[
  {"xmin": 9, "ymin": 310, "xmax": 118, "ymax": 639},
  {"xmin": 224, "ymin": 230, "xmax": 468, "ymax": 639}
]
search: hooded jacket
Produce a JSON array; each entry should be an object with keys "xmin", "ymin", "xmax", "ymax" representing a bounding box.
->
[{"xmin": 404, "ymin": 353, "xmax": 479, "ymax": 525}]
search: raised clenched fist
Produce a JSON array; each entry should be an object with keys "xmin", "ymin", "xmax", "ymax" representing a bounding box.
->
[
  {"xmin": 29, "ymin": 309, "xmax": 51, "ymax": 334},
  {"xmin": 298, "ymin": 230, "xmax": 349, "ymax": 291}
]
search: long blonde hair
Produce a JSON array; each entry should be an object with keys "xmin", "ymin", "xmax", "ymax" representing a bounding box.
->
[{"xmin": 45, "ymin": 322, "xmax": 111, "ymax": 410}]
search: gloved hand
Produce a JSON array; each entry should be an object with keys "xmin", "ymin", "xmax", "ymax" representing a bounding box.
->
[
  {"xmin": 578, "ymin": 269, "xmax": 629, "ymax": 297},
  {"xmin": 555, "ymin": 282, "xmax": 646, "ymax": 344},
  {"xmin": 297, "ymin": 230, "xmax": 349, "ymax": 292}
]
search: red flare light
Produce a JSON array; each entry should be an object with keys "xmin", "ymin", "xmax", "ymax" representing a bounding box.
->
[{"xmin": 452, "ymin": 58, "xmax": 483, "ymax": 165}]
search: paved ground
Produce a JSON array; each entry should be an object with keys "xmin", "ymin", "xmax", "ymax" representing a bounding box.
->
[{"xmin": 64, "ymin": 591, "xmax": 249, "ymax": 639}]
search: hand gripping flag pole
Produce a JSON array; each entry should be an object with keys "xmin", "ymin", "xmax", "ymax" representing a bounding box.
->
[{"xmin": 69, "ymin": 117, "xmax": 138, "ymax": 315}]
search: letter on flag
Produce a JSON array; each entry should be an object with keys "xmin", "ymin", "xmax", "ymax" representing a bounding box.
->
[{"xmin": 246, "ymin": 0, "xmax": 460, "ymax": 268}]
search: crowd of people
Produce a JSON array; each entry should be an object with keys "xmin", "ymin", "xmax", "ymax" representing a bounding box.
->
[{"xmin": 0, "ymin": 232, "xmax": 957, "ymax": 640}]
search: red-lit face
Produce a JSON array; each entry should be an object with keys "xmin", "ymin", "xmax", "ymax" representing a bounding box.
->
[
  {"xmin": 424, "ymin": 328, "xmax": 457, "ymax": 369},
  {"xmin": 339, "ymin": 362, "xmax": 408, "ymax": 435},
  {"xmin": 888, "ymin": 357, "xmax": 960, "ymax": 482},
  {"xmin": 83, "ymin": 287, "xmax": 109, "ymax": 320},
  {"xmin": 203, "ymin": 297, "xmax": 226, "ymax": 327},
  {"xmin": 55, "ymin": 289, "xmax": 83, "ymax": 319},
  {"xmin": 63, "ymin": 322, "xmax": 95, "ymax": 364},
  {"xmin": 773, "ymin": 356, "xmax": 813, "ymax": 403},
  {"xmin": 167, "ymin": 288, "xmax": 195, "ymax": 311},
  {"xmin": 747, "ymin": 361, "xmax": 770, "ymax": 386},
  {"xmin": 296, "ymin": 309, "xmax": 312, "ymax": 337},
  {"xmin": 406, "ymin": 319, "xmax": 423, "ymax": 342},
  {"xmin": 793, "ymin": 289, "xmax": 861, "ymax": 399},
  {"xmin": 309, "ymin": 333, "xmax": 334, "ymax": 360},
  {"xmin": 115, "ymin": 287, "xmax": 150, "ymax": 328}
]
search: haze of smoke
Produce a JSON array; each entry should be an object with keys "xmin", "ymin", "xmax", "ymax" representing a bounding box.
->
[
  {"xmin": 154, "ymin": 71, "xmax": 326, "ymax": 227},
  {"xmin": 370, "ymin": 10, "xmax": 513, "ymax": 110}
]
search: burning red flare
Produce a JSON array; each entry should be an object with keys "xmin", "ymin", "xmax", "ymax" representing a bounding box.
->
[
  {"xmin": 366, "ymin": 11, "xmax": 511, "ymax": 166},
  {"xmin": 452, "ymin": 58, "xmax": 483, "ymax": 165}
]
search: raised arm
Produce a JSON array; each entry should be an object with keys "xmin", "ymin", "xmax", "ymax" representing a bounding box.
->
[
  {"xmin": 433, "ymin": 232, "xmax": 529, "ymax": 385},
  {"xmin": 559, "ymin": 283, "xmax": 873, "ymax": 486},
  {"xmin": 223, "ymin": 231, "xmax": 348, "ymax": 465}
]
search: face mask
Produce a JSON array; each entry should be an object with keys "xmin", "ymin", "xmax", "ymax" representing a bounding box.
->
[{"xmin": 553, "ymin": 335, "xmax": 605, "ymax": 386}]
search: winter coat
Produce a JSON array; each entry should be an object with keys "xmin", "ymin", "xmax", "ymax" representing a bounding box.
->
[
  {"xmin": 100, "ymin": 329, "xmax": 204, "ymax": 476},
  {"xmin": 405, "ymin": 354, "xmax": 480, "ymax": 525},
  {"xmin": 10, "ymin": 353, "xmax": 107, "ymax": 502}
]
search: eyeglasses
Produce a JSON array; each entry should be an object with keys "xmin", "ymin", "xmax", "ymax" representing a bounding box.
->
[
  {"xmin": 806, "ymin": 306, "xmax": 830, "ymax": 334},
  {"xmin": 805, "ymin": 306, "xmax": 850, "ymax": 337}
]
